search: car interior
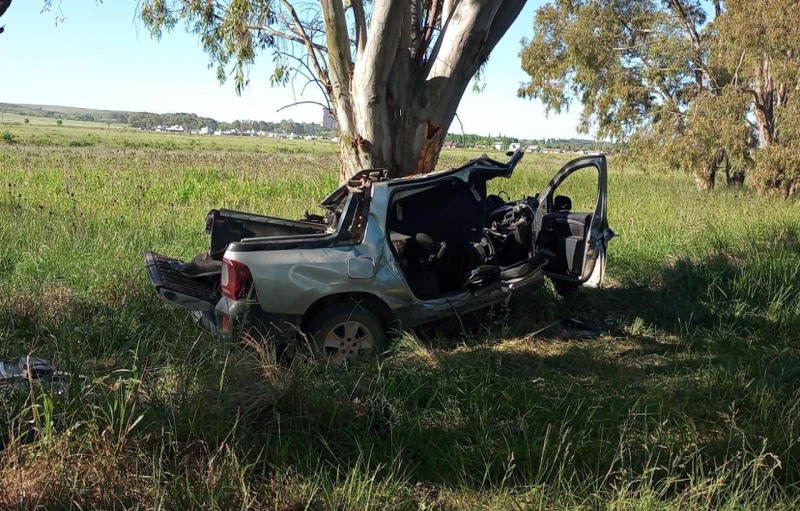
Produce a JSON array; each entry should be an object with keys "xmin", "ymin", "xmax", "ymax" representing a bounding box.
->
[
  {"xmin": 535, "ymin": 195, "xmax": 592, "ymax": 276},
  {"xmin": 534, "ymin": 166, "xmax": 600, "ymax": 281},
  {"xmin": 387, "ymin": 177, "xmax": 535, "ymax": 299}
]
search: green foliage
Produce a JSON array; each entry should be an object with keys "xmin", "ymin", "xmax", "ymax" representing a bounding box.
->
[
  {"xmin": 714, "ymin": 0, "xmax": 800, "ymax": 195},
  {"xmin": 140, "ymin": 0, "xmax": 280, "ymax": 94},
  {"xmin": 630, "ymin": 86, "xmax": 753, "ymax": 185},
  {"xmin": 713, "ymin": 0, "xmax": 800, "ymax": 89},
  {"xmin": 128, "ymin": 111, "xmax": 218, "ymax": 131},
  {"xmin": 56, "ymin": 119, "xmax": 63, "ymax": 126},
  {"xmin": 23, "ymin": 118, "xmax": 29, "ymax": 124},
  {"xmin": 752, "ymin": 143, "xmax": 800, "ymax": 197},
  {"xmin": 519, "ymin": 0, "xmax": 709, "ymax": 141},
  {"xmin": 521, "ymin": 0, "xmax": 800, "ymax": 194}
]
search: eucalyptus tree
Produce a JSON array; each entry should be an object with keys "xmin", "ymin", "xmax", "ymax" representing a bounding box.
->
[
  {"xmin": 714, "ymin": 0, "xmax": 800, "ymax": 196},
  {"xmin": 139, "ymin": 0, "xmax": 526, "ymax": 181},
  {"xmin": 517, "ymin": 0, "xmax": 746, "ymax": 190},
  {"xmin": 519, "ymin": 0, "xmax": 800, "ymax": 194}
]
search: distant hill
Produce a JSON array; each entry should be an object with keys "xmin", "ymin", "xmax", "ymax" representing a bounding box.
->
[
  {"xmin": 0, "ymin": 103, "xmax": 130, "ymax": 124},
  {"xmin": 16, "ymin": 104, "xmax": 120, "ymax": 116}
]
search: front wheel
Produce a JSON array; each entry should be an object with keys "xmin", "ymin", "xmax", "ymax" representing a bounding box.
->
[{"xmin": 306, "ymin": 302, "xmax": 387, "ymax": 367}]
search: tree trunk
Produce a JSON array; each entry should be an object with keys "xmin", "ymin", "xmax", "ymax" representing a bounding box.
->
[
  {"xmin": 753, "ymin": 55, "xmax": 777, "ymax": 148},
  {"xmin": 695, "ymin": 151, "xmax": 726, "ymax": 191},
  {"xmin": 749, "ymin": 54, "xmax": 798, "ymax": 196},
  {"xmin": 694, "ymin": 164, "xmax": 717, "ymax": 191},
  {"xmin": 327, "ymin": 0, "xmax": 526, "ymax": 182},
  {"xmin": 720, "ymin": 154, "xmax": 745, "ymax": 187}
]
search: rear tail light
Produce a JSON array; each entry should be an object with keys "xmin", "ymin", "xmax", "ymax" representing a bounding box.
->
[{"xmin": 221, "ymin": 258, "xmax": 254, "ymax": 300}]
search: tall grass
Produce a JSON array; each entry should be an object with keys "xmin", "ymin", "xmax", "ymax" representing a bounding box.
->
[{"xmin": 1, "ymin": 126, "xmax": 799, "ymax": 509}]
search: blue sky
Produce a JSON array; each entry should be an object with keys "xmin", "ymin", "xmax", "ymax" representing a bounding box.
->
[{"xmin": 0, "ymin": 1, "xmax": 583, "ymax": 140}]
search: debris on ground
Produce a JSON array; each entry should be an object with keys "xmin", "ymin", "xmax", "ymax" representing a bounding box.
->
[
  {"xmin": 0, "ymin": 356, "xmax": 83, "ymax": 395},
  {"xmin": 559, "ymin": 317, "xmax": 606, "ymax": 339}
]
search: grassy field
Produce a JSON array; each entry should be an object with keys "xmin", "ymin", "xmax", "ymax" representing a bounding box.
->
[{"xmin": 1, "ymin": 122, "xmax": 800, "ymax": 510}]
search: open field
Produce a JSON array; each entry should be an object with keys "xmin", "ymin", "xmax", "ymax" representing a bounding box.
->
[{"xmin": 1, "ymin": 124, "xmax": 800, "ymax": 509}]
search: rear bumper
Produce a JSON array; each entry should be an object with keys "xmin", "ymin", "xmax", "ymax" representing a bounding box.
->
[
  {"xmin": 145, "ymin": 250, "xmax": 302, "ymax": 341},
  {"xmin": 210, "ymin": 297, "xmax": 303, "ymax": 341}
]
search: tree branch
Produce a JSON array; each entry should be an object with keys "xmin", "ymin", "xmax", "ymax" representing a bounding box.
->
[
  {"xmin": 351, "ymin": 0, "xmax": 367, "ymax": 56},
  {"xmin": 611, "ymin": 40, "xmax": 657, "ymax": 52},
  {"xmin": 277, "ymin": 100, "xmax": 331, "ymax": 112},
  {"xmin": 278, "ymin": 51, "xmax": 332, "ymax": 106},
  {"xmin": 356, "ymin": 0, "xmax": 405, "ymax": 88},
  {"xmin": 320, "ymin": 0, "xmax": 355, "ymax": 137},
  {"xmin": 667, "ymin": 0, "xmax": 716, "ymax": 89},
  {"xmin": 415, "ymin": 0, "xmax": 442, "ymax": 64},
  {"xmin": 667, "ymin": 0, "xmax": 701, "ymax": 50},
  {"xmin": 247, "ymin": 24, "xmax": 328, "ymax": 53},
  {"xmin": 441, "ymin": 0, "xmax": 457, "ymax": 27},
  {"xmin": 279, "ymin": 0, "xmax": 332, "ymax": 95}
]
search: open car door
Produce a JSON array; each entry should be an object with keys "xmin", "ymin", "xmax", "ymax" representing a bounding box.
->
[{"xmin": 533, "ymin": 155, "xmax": 614, "ymax": 289}]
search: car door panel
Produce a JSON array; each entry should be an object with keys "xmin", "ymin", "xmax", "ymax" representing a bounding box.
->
[
  {"xmin": 534, "ymin": 156, "xmax": 611, "ymax": 287},
  {"xmin": 537, "ymin": 212, "xmax": 592, "ymax": 275}
]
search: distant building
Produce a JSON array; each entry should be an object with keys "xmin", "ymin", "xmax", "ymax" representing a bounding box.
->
[
  {"xmin": 199, "ymin": 126, "xmax": 211, "ymax": 135},
  {"xmin": 509, "ymin": 142, "xmax": 521, "ymax": 151},
  {"xmin": 322, "ymin": 108, "xmax": 338, "ymax": 130},
  {"xmin": 493, "ymin": 141, "xmax": 504, "ymax": 151}
]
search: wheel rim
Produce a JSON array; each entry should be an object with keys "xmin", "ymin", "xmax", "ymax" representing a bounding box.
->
[{"xmin": 320, "ymin": 320, "xmax": 375, "ymax": 366}]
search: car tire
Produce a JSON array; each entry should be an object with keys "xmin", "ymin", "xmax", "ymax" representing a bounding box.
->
[
  {"xmin": 552, "ymin": 278, "xmax": 581, "ymax": 297},
  {"xmin": 307, "ymin": 302, "xmax": 387, "ymax": 367}
]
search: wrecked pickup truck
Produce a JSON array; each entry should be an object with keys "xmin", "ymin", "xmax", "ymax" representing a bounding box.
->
[{"xmin": 145, "ymin": 149, "xmax": 613, "ymax": 365}]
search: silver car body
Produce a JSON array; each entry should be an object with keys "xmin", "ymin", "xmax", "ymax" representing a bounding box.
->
[{"xmin": 145, "ymin": 150, "xmax": 612, "ymax": 338}]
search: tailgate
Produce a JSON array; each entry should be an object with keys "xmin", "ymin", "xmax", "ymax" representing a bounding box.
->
[{"xmin": 144, "ymin": 251, "xmax": 221, "ymax": 311}]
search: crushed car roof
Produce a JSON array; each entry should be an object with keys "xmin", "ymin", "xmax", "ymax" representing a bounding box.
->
[{"xmin": 319, "ymin": 149, "xmax": 525, "ymax": 210}]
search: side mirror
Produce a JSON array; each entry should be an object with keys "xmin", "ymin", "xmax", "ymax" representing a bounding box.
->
[{"xmin": 553, "ymin": 195, "xmax": 572, "ymax": 212}]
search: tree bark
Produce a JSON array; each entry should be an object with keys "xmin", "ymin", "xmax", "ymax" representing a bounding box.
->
[
  {"xmin": 753, "ymin": 55, "xmax": 776, "ymax": 147},
  {"xmin": 326, "ymin": 0, "xmax": 526, "ymax": 181},
  {"xmin": 722, "ymin": 156, "xmax": 745, "ymax": 187},
  {"xmin": 694, "ymin": 164, "xmax": 717, "ymax": 191}
]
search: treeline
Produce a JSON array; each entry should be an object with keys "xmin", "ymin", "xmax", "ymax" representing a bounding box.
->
[
  {"xmin": 444, "ymin": 133, "xmax": 609, "ymax": 151},
  {"xmin": 0, "ymin": 103, "xmax": 333, "ymax": 137},
  {"xmin": 445, "ymin": 133, "xmax": 519, "ymax": 147},
  {"xmin": 127, "ymin": 112, "xmax": 329, "ymax": 135}
]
